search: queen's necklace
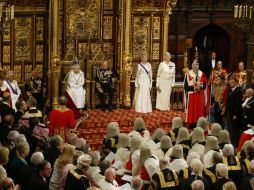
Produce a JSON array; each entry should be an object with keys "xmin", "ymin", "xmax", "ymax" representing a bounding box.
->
[{"xmin": 72, "ymin": 72, "xmax": 81, "ymax": 85}]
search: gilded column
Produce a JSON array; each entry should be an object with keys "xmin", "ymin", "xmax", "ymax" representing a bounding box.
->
[
  {"xmin": 163, "ymin": 0, "xmax": 177, "ymax": 53},
  {"xmin": 163, "ymin": 12, "xmax": 169, "ymax": 53},
  {"xmin": 51, "ymin": 0, "xmax": 60, "ymax": 109},
  {"xmin": 123, "ymin": 0, "xmax": 132, "ymax": 107}
]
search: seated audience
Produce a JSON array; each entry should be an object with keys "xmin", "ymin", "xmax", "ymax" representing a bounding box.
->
[
  {"xmin": 45, "ymin": 135, "xmax": 63, "ymax": 167},
  {"xmin": 176, "ymin": 128, "xmax": 191, "ymax": 159},
  {"xmin": 14, "ymin": 99, "xmax": 27, "ymax": 126},
  {"xmin": 27, "ymin": 160, "xmax": 52, "ymax": 190},
  {"xmin": 168, "ymin": 117, "xmax": 183, "ymax": 145},
  {"xmin": 128, "ymin": 117, "xmax": 150, "ymax": 143},
  {"xmin": 191, "ymin": 180, "xmax": 205, "ymax": 190},
  {"xmin": 222, "ymin": 144, "xmax": 242, "ymax": 187},
  {"xmin": 19, "ymin": 151, "xmax": 44, "ymax": 189},
  {"xmin": 169, "ymin": 145, "xmax": 188, "ymax": 172},
  {"xmin": 213, "ymin": 163, "xmax": 231, "ymax": 190},
  {"xmin": 1, "ymin": 177, "xmax": 18, "ymax": 190},
  {"xmin": 49, "ymin": 143, "xmax": 75, "ymax": 190},
  {"xmin": 98, "ymin": 168, "xmax": 118, "ymax": 190},
  {"xmin": 151, "ymin": 158, "xmax": 179, "ymax": 190},
  {"xmin": 0, "ymin": 147, "xmax": 9, "ymax": 184},
  {"xmin": 25, "ymin": 96, "xmax": 43, "ymax": 122},
  {"xmin": 239, "ymin": 160, "xmax": 254, "ymax": 190},
  {"xmin": 9, "ymin": 141, "xmax": 30, "ymax": 182},
  {"xmin": 180, "ymin": 159, "xmax": 210, "ymax": 190},
  {"xmin": 0, "ymin": 115, "xmax": 15, "ymax": 145},
  {"xmin": 0, "ymin": 92, "xmax": 15, "ymax": 120},
  {"xmin": 222, "ymin": 181, "xmax": 237, "ymax": 190},
  {"xmin": 64, "ymin": 154, "xmax": 92, "ymax": 190},
  {"xmin": 101, "ymin": 122, "xmax": 120, "ymax": 157}
]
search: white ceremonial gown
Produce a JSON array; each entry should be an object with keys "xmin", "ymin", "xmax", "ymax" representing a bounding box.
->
[
  {"xmin": 66, "ymin": 70, "xmax": 86, "ymax": 109},
  {"xmin": 4, "ymin": 80, "xmax": 21, "ymax": 111},
  {"xmin": 134, "ymin": 63, "xmax": 152, "ymax": 113},
  {"xmin": 156, "ymin": 61, "xmax": 175, "ymax": 111}
]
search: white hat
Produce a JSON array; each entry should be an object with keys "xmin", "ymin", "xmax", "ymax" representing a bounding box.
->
[{"xmin": 77, "ymin": 154, "xmax": 92, "ymax": 167}]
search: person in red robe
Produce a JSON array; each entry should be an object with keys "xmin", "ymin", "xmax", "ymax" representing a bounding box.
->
[
  {"xmin": 49, "ymin": 96, "xmax": 76, "ymax": 142},
  {"xmin": 184, "ymin": 60, "xmax": 209, "ymax": 128}
]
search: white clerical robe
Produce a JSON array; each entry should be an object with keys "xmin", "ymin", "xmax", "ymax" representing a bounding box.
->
[
  {"xmin": 98, "ymin": 179, "xmax": 118, "ymax": 190},
  {"xmin": 134, "ymin": 63, "xmax": 152, "ymax": 113},
  {"xmin": 156, "ymin": 61, "xmax": 175, "ymax": 111},
  {"xmin": 4, "ymin": 80, "xmax": 21, "ymax": 111},
  {"xmin": 66, "ymin": 70, "xmax": 86, "ymax": 109}
]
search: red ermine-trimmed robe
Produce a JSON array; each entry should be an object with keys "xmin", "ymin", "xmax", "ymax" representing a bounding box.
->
[{"xmin": 184, "ymin": 70, "xmax": 209, "ymax": 124}]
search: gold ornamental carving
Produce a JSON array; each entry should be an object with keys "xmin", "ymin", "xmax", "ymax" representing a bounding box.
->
[
  {"xmin": 103, "ymin": 16, "xmax": 113, "ymax": 40},
  {"xmin": 14, "ymin": 65, "xmax": 22, "ymax": 83},
  {"xmin": 153, "ymin": 17, "xmax": 161, "ymax": 40},
  {"xmin": 65, "ymin": 0, "xmax": 101, "ymax": 51},
  {"xmin": 3, "ymin": 46, "xmax": 10, "ymax": 63},
  {"xmin": 25, "ymin": 65, "xmax": 33, "ymax": 81},
  {"xmin": 133, "ymin": 17, "xmax": 150, "ymax": 58},
  {"xmin": 104, "ymin": 0, "xmax": 113, "ymax": 9},
  {"xmin": 15, "ymin": 17, "xmax": 33, "ymax": 61},
  {"xmin": 36, "ymin": 45, "xmax": 44, "ymax": 62},
  {"xmin": 123, "ymin": 52, "xmax": 132, "ymax": 107},
  {"xmin": 36, "ymin": 17, "xmax": 44, "ymax": 41}
]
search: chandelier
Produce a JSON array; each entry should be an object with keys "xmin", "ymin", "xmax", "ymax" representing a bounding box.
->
[{"xmin": 0, "ymin": 2, "xmax": 14, "ymax": 34}]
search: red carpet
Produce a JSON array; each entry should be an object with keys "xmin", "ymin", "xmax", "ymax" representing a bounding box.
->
[{"xmin": 77, "ymin": 109, "xmax": 185, "ymax": 149}]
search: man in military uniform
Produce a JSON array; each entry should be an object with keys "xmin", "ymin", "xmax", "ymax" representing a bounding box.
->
[
  {"xmin": 95, "ymin": 60, "xmax": 115, "ymax": 111},
  {"xmin": 24, "ymin": 68, "xmax": 46, "ymax": 110},
  {"xmin": 64, "ymin": 154, "xmax": 92, "ymax": 190},
  {"xmin": 234, "ymin": 61, "xmax": 247, "ymax": 89},
  {"xmin": 150, "ymin": 159, "xmax": 179, "ymax": 190}
]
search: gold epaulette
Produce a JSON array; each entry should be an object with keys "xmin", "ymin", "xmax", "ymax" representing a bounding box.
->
[
  {"xmin": 223, "ymin": 157, "xmax": 241, "ymax": 171},
  {"xmin": 204, "ymin": 169, "xmax": 216, "ymax": 183},
  {"xmin": 183, "ymin": 167, "xmax": 189, "ymax": 180},
  {"xmin": 179, "ymin": 143, "xmax": 190, "ymax": 150},
  {"xmin": 70, "ymin": 169, "xmax": 86, "ymax": 180},
  {"xmin": 244, "ymin": 159, "xmax": 251, "ymax": 174},
  {"xmin": 109, "ymin": 138, "xmax": 117, "ymax": 149},
  {"xmin": 25, "ymin": 111, "xmax": 42, "ymax": 118},
  {"xmin": 158, "ymin": 171, "xmax": 177, "ymax": 188},
  {"xmin": 170, "ymin": 131, "xmax": 176, "ymax": 143}
]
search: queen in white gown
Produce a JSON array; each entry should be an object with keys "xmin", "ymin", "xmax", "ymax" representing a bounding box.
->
[
  {"xmin": 66, "ymin": 59, "xmax": 86, "ymax": 109},
  {"xmin": 156, "ymin": 52, "xmax": 175, "ymax": 111},
  {"xmin": 4, "ymin": 71, "xmax": 21, "ymax": 111},
  {"xmin": 134, "ymin": 54, "xmax": 152, "ymax": 113}
]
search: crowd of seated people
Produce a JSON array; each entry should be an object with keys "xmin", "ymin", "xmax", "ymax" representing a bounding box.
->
[{"xmin": 1, "ymin": 92, "xmax": 254, "ymax": 190}]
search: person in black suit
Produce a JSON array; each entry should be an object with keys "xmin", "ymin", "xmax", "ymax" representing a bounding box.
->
[
  {"xmin": 242, "ymin": 88, "xmax": 254, "ymax": 131},
  {"xmin": 0, "ymin": 114, "xmax": 14, "ymax": 145},
  {"xmin": 239, "ymin": 160, "xmax": 254, "ymax": 190},
  {"xmin": 27, "ymin": 160, "xmax": 52, "ymax": 190},
  {"xmin": 226, "ymin": 77, "xmax": 243, "ymax": 146},
  {"xmin": 205, "ymin": 51, "xmax": 217, "ymax": 79},
  {"xmin": 0, "ymin": 92, "xmax": 15, "ymax": 122},
  {"xmin": 213, "ymin": 163, "xmax": 231, "ymax": 190},
  {"xmin": 180, "ymin": 159, "xmax": 210, "ymax": 190},
  {"xmin": 14, "ymin": 99, "xmax": 27, "ymax": 126}
]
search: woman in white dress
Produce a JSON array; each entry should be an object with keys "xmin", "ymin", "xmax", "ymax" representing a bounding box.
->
[
  {"xmin": 65, "ymin": 58, "xmax": 86, "ymax": 110},
  {"xmin": 134, "ymin": 54, "xmax": 152, "ymax": 113},
  {"xmin": 156, "ymin": 52, "xmax": 175, "ymax": 111},
  {"xmin": 4, "ymin": 71, "xmax": 21, "ymax": 111}
]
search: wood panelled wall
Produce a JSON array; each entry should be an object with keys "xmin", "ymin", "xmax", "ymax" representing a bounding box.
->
[
  {"xmin": 169, "ymin": 1, "xmax": 246, "ymax": 80},
  {"xmin": 0, "ymin": 1, "xmax": 48, "ymax": 85}
]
